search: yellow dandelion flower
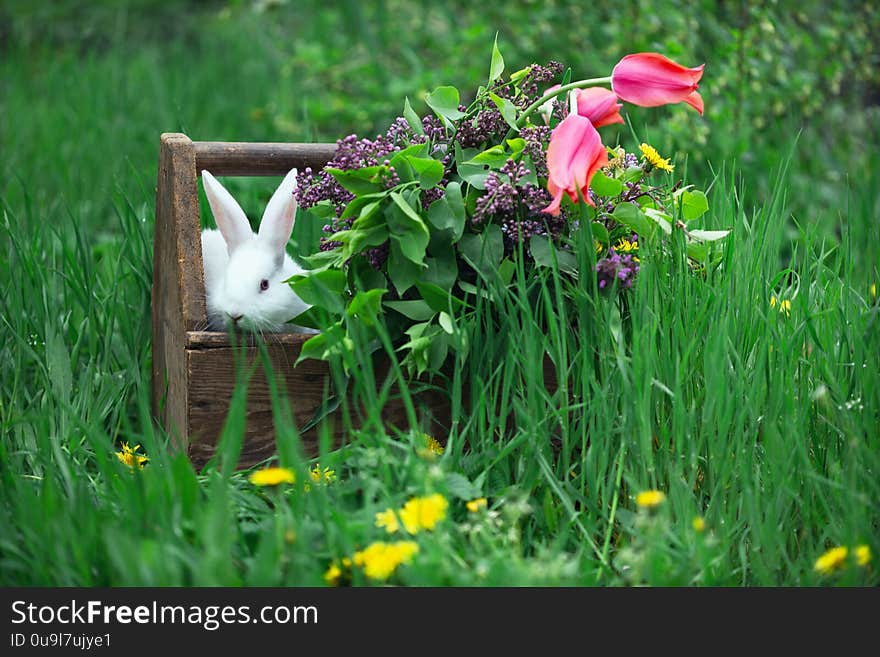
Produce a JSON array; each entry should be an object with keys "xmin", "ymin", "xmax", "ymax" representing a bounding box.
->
[
  {"xmin": 870, "ymin": 283, "xmax": 876, "ymax": 301},
  {"xmin": 769, "ymin": 295, "xmax": 792, "ymax": 316},
  {"xmin": 309, "ymin": 464, "xmax": 336, "ymax": 484},
  {"xmin": 595, "ymin": 240, "xmax": 604, "ymax": 254},
  {"xmin": 613, "ymin": 238, "xmax": 639, "ymax": 253},
  {"xmin": 814, "ymin": 546, "xmax": 848, "ymax": 575},
  {"xmin": 639, "ymin": 143, "xmax": 674, "ymax": 172},
  {"xmin": 399, "ymin": 494, "xmax": 449, "ymax": 534},
  {"xmin": 324, "ymin": 556, "xmax": 354, "ymax": 586},
  {"xmin": 375, "ymin": 508, "xmax": 400, "ymax": 534},
  {"xmin": 635, "ymin": 489, "xmax": 666, "ymax": 509},
  {"xmin": 692, "ymin": 517, "xmax": 706, "ymax": 533},
  {"xmin": 424, "ymin": 435, "xmax": 444, "ymax": 455},
  {"xmin": 248, "ymin": 467, "xmax": 295, "ymax": 487},
  {"xmin": 353, "ymin": 541, "xmax": 419, "ymax": 580},
  {"xmin": 855, "ymin": 544, "xmax": 872, "ymax": 567},
  {"xmin": 466, "ymin": 497, "xmax": 488, "ymax": 513},
  {"xmin": 116, "ymin": 442, "xmax": 148, "ymax": 469},
  {"xmin": 324, "ymin": 563, "xmax": 342, "ymax": 586}
]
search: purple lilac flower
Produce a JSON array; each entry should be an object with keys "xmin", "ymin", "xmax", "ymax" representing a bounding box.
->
[
  {"xmin": 457, "ymin": 105, "xmax": 506, "ymax": 148},
  {"xmin": 521, "ymin": 125, "xmax": 550, "ymax": 179},
  {"xmin": 297, "ymin": 114, "xmax": 450, "ymax": 253},
  {"xmin": 517, "ymin": 61, "xmax": 564, "ymax": 107},
  {"xmin": 366, "ymin": 242, "xmax": 390, "ymax": 270},
  {"xmin": 595, "ymin": 249, "xmax": 640, "ymax": 290},
  {"xmin": 470, "ymin": 159, "xmax": 563, "ymax": 251}
]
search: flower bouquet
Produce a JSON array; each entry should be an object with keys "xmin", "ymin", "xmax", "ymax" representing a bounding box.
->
[{"xmin": 290, "ymin": 40, "xmax": 728, "ymax": 376}]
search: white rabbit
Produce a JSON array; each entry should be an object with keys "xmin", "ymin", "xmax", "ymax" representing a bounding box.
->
[{"xmin": 200, "ymin": 169, "xmax": 314, "ymax": 333}]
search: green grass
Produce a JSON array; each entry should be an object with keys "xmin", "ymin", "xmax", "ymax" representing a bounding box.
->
[{"xmin": 0, "ymin": 1, "xmax": 877, "ymax": 586}]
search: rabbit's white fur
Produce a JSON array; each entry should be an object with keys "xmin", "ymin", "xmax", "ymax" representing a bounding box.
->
[{"xmin": 200, "ymin": 169, "xmax": 314, "ymax": 333}]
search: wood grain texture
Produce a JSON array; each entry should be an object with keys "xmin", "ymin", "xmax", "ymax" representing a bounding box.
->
[
  {"xmin": 186, "ymin": 330, "xmax": 313, "ymax": 348},
  {"xmin": 186, "ymin": 341, "xmax": 331, "ymax": 467},
  {"xmin": 194, "ymin": 142, "xmax": 337, "ymax": 176},
  {"xmin": 185, "ymin": 337, "xmax": 453, "ymax": 469},
  {"xmin": 151, "ymin": 133, "xmax": 204, "ymax": 449}
]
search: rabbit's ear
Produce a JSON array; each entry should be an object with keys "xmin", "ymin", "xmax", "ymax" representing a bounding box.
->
[
  {"xmin": 258, "ymin": 168, "xmax": 298, "ymax": 253},
  {"xmin": 202, "ymin": 170, "xmax": 252, "ymax": 251}
]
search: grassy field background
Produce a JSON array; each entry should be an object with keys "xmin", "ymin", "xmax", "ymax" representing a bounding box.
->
[{"xmin": 0, "ymin": 0, "xmax": 878, "ymax": 585}]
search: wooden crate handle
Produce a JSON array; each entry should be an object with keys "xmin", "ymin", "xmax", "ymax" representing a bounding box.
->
[{"xmin": 194, "ymin": 141, "xmax": 337, "ymax": 176}]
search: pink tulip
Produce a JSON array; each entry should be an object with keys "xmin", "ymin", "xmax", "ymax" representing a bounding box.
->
[
  {"xmin": 611, "ymin": 53, "xmax": 704, "ymax": 115},
  {"xmin": 574, "ymin": 87, "xmax": 624, "ymax": 128},
  {"xmin": 542, "ymin": 113, "xmax": 609, "ymax": 216}
]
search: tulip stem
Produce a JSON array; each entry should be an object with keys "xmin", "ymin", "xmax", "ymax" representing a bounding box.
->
[{"xmin": 514, "ymin": 76, "xmax": 613, "ymax": 129}]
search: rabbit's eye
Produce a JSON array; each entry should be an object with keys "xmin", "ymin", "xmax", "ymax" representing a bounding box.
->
[{"xmin": 259, "ymin": 279, "xmax": 269, "ymax": 292}]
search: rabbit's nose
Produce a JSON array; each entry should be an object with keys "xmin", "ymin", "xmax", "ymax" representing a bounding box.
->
[{"xmin": 229, "ymin": 314, "xmax": 243, "ymax": 323}]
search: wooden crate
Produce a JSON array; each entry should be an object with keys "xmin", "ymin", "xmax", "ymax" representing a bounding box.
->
[{"xmin": 150, "ymin": 133, "xmax": 451, "ymax": 468}]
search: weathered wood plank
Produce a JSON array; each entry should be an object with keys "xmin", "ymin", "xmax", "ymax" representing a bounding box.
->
[
  {"xmin": 194, "ymin": 142, "xmax": 337, "ymax": 176},
  {"xmin": 186, "ymin": 342, "xmax": 333, "ymax": 467},
  {"xmin": 151, "ymin": 133, "xmax": 203, "ymax": 448},
  {"xmin": 185, "ymin": 338, "xmax": 454, "ymax": 469},
  {"xmin": 186, "ymin": 330, "xmax": 314, "ymax": 349}
]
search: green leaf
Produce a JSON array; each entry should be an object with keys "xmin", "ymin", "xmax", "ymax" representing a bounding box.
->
[
  {"xmin": 346, "ymin": 289, "xmax": 387, "ymax": 326},
  {"xmin": 327, "ymin": 166, "xmax": 385, "ymax": 195},
  {"xmin": 388, "ymin": 192, "xmax": 430, "ymax": 265},
  {"xmin": 590, "ymin": 170, "xmax": 624, "ymax": 197},
  {"xmin": 288, "ymin": 269, "xmax": 346, "ymax": 314},
  {"xmin": 457, "ymin": 280, "xmax": 492, "ymax": 300},
  {"xmin": 506, "ymin": 138, "xmax": 526, "ymax": 157},
  {"xmin": 428, "ymin": 334, "xmax": 449, "ymax": 371},
  {"xmin": 387, "ymin": 239, "xmax": 422, "ymax": 296},
  {"xmin": 388, "ymin": 143, "xmax": 430, "ymax": 184},
  {"xmin": 455, "ymin": 143, "xmax": 491, "ymax": 190},
  {"xmin": 464, "ymin": 144, "xmax": 509, "ymax": 168},
  {"xmin": 488, "ymin": 92, "xmax": 519, "ymax": 132},
  {"xmin": 643, "ymin": 208, "xmax": 673, "ymax": 235},
  {"xmin": 334, "ymin": 225, "xmax": 389, "ymax": 260},
  {"xmin": 623, "ymin": 166, "xmax": 644, "ymax": 183},
  {"xmin": 591, "ymin": 221, "xmax": 609, "ymax": 246},
  {"xmin": 445, "ymin": 472, "xmax": 481, "ymax": 500},
  {"xmin": 384, "ymin": 300, "xmax": 436, "ymax": 321},
  {"xmin": 497, "ymin": 258, "xmax": 516, "ymax": 285},
  {"xmin": 612, "ymin": 202, "xmax": 654, "ymax": 237},
  {"xmin": 422, "ymin": 251, "xmax": 458, "ymax": 290},
  {"xmin": 438, "ymin": 311, "xmax": 454, "ymax": 334},
  {"xmin": 509, "ymin": 66, "xmax": 531, "ymax": 84},
  {"xmin": 289, "ymin": 305, "xmax": 335, "ymax": 330},
  {"xmin": 299, "ymin": 249, "xmax": 344, "ymax": 269},
  {"xmin": 489, "ymin": 33, "xmax": 504, "ymax": 82},
  {"xmin": 458, "ymin": 225, "xmax": 504, "ymax": 277},
  {"xmin": 457, "ymin": 163, "xmax": 491, "ymax": 189},
  {"xmin": 444, "ymin": 182, "xmax": 466, "ymax": 240},
  {"xmin": 530, "ymin": 235, "xmax": 577, "ymax": 273},
  {"xmin": 688, "ymin": 229, "xmax": 730, "ymax": 242},
  {"xmin": 425, "ymin": 86, "xmax": 466, "ymax": 121},
  {"xmin": 303, "ymin": 200, "xmax": 336, "ymax": 220},
  {"xmin": 296, "ymin": 322, "xmax": 350, "ymax": 364},
  {"xmin": 45, "ymin": 327, "xmax": 72, "ymax": 402},
  {"xmin": 408, "ymin": 156, "xmax": 445, "ymax": 189},
  {"xmin": 679, "ymin": 189, "xmax": 709, "ymax": 221},
  {"xmin": 416, "ymin": 281, "xmax": 467, "ymax": 313},
  {"xmin": 686, "ymin": 241, "xmax": 710, "ymax": 262},
  {"xmin": 341, "ymin": 191, "xmax": 388, "ymax": 221},
  {"xmin": 403, "ymin": 97, "xmax": 424, "ymax": 135}
]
